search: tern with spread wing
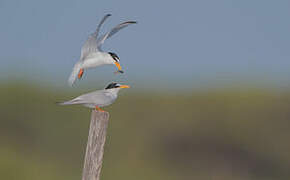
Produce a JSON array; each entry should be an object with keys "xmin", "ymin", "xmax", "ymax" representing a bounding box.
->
[
  {"xmin": 68, "ymin": 14, "xmax": 137, "ymax": 86},
  {"xmin": 58, "ymin": 83, "xmax": 130, "ymax": 112}
]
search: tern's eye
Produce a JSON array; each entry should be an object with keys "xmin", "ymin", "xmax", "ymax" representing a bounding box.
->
[{"xmin": 105, "ymin": 82, "xmax": 118, "ymax": 89}]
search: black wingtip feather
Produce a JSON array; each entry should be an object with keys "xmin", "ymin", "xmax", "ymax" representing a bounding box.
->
[
  {"xmin": 120, "ymin": 21, "xmax": 137, "ymax": 25},
  {"xmin": 55, "ymin": 101, "xmax": 63, "ymax": 105}
]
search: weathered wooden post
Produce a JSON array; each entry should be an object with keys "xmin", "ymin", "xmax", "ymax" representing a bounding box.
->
[{"xmin": 81, "ymin": 110, "xmax": 109, "ymax": 180}]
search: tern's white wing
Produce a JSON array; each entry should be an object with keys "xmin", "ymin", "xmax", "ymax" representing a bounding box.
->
[
  {"xmin": 96, "ymin": 21, "xmax": 137, "ymax": 49},
  {"xmin": 80, "ymin": 14, "xmax": 111, "ymax": 60}
]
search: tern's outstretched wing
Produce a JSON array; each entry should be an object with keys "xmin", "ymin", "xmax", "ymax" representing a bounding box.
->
[
  {"xmin": 95, "ymin": 14, "xmax": 112, "ymax": 39},
  {"xmin": 80, "ymin": 14, "xmax": 112, "ymax": 60},
  {"xmin": 96, "ymin": 21, "xmax": 137, "ymax": 48}
]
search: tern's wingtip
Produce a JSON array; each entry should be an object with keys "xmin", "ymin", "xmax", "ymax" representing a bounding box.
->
[{"xmin": 55, "ymin": 101, "xmax": 63, "ymax": 105}]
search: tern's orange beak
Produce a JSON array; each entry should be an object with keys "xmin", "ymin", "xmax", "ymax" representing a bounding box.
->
[
  {"xmin": 114, "ymin": 62, "xmax": 122, "ymax": 71},
  {"xmin": 120, "ymin": 85, "xmax": 130, "ymax": 89}
]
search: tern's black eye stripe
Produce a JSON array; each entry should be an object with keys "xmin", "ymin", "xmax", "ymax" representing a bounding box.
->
[
  {"xmin": 105, "ymin": 83, "xmax": 118, "ymax": 89},
  {"xmin": 108, "ymin": 52, "xmax": 119, "ymax": 61}
]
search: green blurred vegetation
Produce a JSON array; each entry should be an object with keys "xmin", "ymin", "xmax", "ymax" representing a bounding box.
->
[{"xmin": 1, "ymin": 83, "xmax": 290, "ymax": 180}]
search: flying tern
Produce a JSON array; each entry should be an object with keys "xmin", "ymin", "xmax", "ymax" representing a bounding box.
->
[
  {"xmin": 58, "ymin": 82, "xmax": 130, "ymax": 112},
  {"xmin": 68, "ymin": 14, "xmax": 137, "ymax": 86}
]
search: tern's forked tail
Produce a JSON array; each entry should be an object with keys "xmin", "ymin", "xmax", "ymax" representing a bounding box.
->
[{"xmin": 68, "ymin": 61, "xmax": 83, "ymax": 86}]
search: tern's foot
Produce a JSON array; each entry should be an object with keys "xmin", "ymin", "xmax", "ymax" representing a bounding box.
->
[
  {"xmin": 95, "ymin": 106, "xmax": 106, "ymax": 112},
  {"xmin": 78, "ymin": 69, "xmax": 84, "ymax": 79}
]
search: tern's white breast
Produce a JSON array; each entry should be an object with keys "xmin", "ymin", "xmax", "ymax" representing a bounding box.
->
[
  {"xmin": 98, "ymin": 93, "xmax": 117, "ymax": 107},
  {"xmin": 82, "ymin": 52, "xmax": 111, "ymax": 69}
]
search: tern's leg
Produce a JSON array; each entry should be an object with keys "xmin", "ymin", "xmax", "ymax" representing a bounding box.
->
[
  {"xmin": 78, "ymin": 69, "xmax": 84, "ymax": 79},
  {"xmin": 95, "ymin": 106, "xmax": 105, "ymax": 112}
]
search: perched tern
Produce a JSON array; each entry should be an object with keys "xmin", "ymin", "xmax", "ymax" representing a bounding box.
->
[
  {"xmin": 58, "ymin": 82, "xmax": 130, "ymax": 112},
  {"xmin": 68, "ymin": 14, "xmax": 137, "ymax": 86}
]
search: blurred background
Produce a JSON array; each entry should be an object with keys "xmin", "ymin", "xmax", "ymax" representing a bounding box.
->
[{"xmin": 1, "ymin": 0, "xmax": 290, "ymax": 179}]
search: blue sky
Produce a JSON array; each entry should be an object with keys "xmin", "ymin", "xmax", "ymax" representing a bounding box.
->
[{"xmin": 1, "ymin": 0, "xmax": 290, "ymax": 90}]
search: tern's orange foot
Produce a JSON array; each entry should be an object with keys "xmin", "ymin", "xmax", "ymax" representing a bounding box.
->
[
  {"xmin": 95, "ymin": 106, "xmax": 106, "ymax": 112},
  {"xmin": 78, "ymin": 69, "xmax": 84, "ymax": 79}
]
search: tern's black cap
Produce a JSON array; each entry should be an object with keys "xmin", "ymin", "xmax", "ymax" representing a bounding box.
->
[
  {"xmin": 108, "ymin": 52, "xmax": 119, "ymax": 61},
  {"xmin": 105, "ymin": 82, "xmax": 120, "ymax": 89}
]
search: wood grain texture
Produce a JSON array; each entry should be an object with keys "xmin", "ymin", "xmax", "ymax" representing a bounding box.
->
[{"xmin": 82, "ymin": 110, "xmax": 109, "ymax": 180}]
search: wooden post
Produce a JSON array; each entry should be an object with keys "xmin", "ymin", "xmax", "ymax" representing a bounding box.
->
[{"xmin": 82, "ymin": 110, "xmax": 109, "ymax": 180}]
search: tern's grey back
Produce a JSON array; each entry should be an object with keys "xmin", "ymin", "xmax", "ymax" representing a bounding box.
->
[{"xmin": 75, "ymin": 89, "xmax": 118, "ymax": 107}]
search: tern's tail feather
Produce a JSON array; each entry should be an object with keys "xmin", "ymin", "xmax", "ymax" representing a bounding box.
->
[
  {"xmin": 68, "ymin": 62, "xmax": 82, "ymax": 86},
  {"xmin": 57, "ymin": 101, "xmax": 72, "ymax": 105}
]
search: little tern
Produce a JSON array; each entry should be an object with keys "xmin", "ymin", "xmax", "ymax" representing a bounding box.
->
[
  {"xmin": 68, "ymin": 14, "xmax": 137, "ymax": 86},
  {"xmin": 58, "ymin": 82, "xmax": 130, "ymax": 112}
]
